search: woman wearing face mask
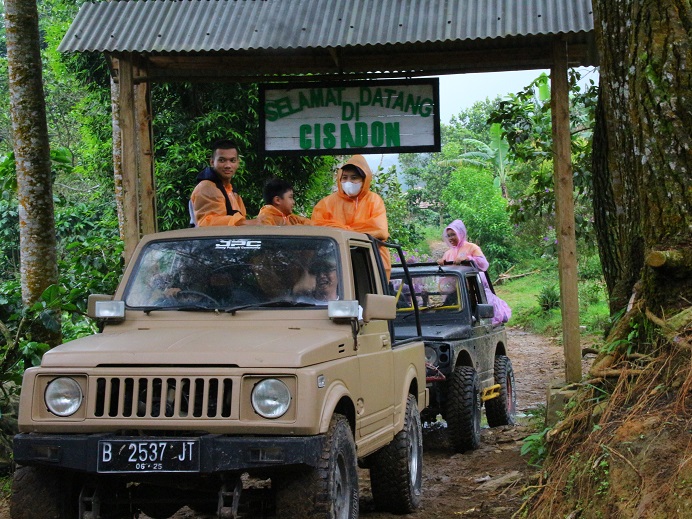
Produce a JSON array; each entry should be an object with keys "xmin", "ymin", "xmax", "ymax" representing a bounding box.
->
[{"xmin": 312, "ymin": 155, "xmax": 391, "ymax": 277}]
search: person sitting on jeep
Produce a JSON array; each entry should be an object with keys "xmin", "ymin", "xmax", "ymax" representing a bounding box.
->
[
  {"xmin": 437, "ymin": 220, "xmax": 489, "ymax": 268},
  {"xmin": 438, "ymin": 219, "xmax": 511, "ymax": 325},
  {"xmin": 190, "ymin": 139, "xmax": 258, "ymax": 227},
  {"xmin": 256, "ymin": 178, "xmax": 312, "ymax": 226}
]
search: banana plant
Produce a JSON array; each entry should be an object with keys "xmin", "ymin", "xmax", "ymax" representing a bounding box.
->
[{"xmin": 437, "ymin": 122, "xmax": 511, "ymax": 198}]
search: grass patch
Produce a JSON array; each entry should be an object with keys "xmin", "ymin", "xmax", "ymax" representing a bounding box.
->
[{"xmin": 494, "ymin": 258, "xmax": 609, "ymax": 338}]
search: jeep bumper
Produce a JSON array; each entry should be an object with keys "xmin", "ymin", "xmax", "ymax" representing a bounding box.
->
[{"xmin": 14, "ymin": 432, "xmax": 325, "ymax": 473}]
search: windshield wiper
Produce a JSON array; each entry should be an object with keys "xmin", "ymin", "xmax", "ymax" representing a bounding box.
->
[
  {"xmin": 139, "ymin": 305, "xmax": 216, "ymax": 315},
  {"xmin": 224, "ymin": 300, "xmax": 317, "ymax": 315},
  {"xmin": 174, "ymin": 305, "xmax": 219, "ymax": 312}
]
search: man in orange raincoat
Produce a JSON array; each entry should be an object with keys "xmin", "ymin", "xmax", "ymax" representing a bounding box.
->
[
  {"xmin": 191, "ymin": 139, "xmax": 252, "ymax": 227},
  {"xmin": 311, "ymin": 155, "xmax": 391, "ymax": 278}
]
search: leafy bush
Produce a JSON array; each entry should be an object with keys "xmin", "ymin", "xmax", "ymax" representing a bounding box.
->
[
  {"xmin": 371, "ymin": 165, "xmax": 422, "ymax": 250},
  {"xmin": 578, "ymin": 253, "xmax": 604, "ymax": 281},
  {"xmin": 538, "ymin": 284, "xmax": 561, "ymax": 311},
  {"xmin": 521, "ymin": 427, "xmax": 551, "ymax": 466},
  {"xmin": 441, "ymin": 165, "xmax": 515, "ymax": 272}
]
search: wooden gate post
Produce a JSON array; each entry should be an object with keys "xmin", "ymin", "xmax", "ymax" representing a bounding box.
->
[{"xmin": 551, "ymin": 38, "xmax": 582, "ymax": 383}]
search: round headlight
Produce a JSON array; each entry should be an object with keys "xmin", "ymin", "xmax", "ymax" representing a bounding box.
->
[
  {"xmin": 45, "ymin": 377, "xmax": 83, "ymax": 417},
  {"xmin": 424, "ymin": 346, "xmax": 438, "ymax": 365},
  {"xmin": 251, "ymin": 379, "xmax": 291, "ymax": 419}
]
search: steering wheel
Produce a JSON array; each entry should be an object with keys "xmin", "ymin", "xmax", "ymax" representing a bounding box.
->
[{"xmin": 175, "ymin": 290, "xmax": 221, "ymax": 307}]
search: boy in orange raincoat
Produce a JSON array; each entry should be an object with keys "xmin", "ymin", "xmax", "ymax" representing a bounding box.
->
[
  {"xmin": 256, "ymin": 178, "xmax": 312, "ymax": 226},
  {"xmin": 312, "ymin": 155, "xmax": 391, "ymax": 278}
]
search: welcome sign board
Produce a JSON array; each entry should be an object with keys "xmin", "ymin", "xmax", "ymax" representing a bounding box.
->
[{"xmin": 259, "ymin": 79, "xmax": 440, "ymax": 156}]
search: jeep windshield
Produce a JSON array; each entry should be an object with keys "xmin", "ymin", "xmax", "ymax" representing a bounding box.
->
[
  {"xmin": 123, "ymin": 236, "xmax": 340, "ymax": 311},
  {"xmin": 391, "ymin": 273, "xmax": 464, "ymax": 316}
]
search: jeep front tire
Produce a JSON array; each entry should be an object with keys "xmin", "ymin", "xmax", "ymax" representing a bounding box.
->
[
  {"xmin": 445, "ymin": 366, "xmax": 481, "ymax": 452},
  {"xmin": 275, "ymin": 414, "xmax": 358, "ymax": 519},
  {"xmin": 370, "ymin": 394, "xmax": 423, "ymax": 513},
  {"xmin": 485, "ymin": 355, "xmax": 517, "ymax": 427},
  {"xmin": 11, "ymin": 466, "xmax": 76, "ymax": 519}
]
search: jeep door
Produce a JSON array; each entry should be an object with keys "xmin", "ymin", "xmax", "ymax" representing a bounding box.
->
[
  {"xmin": 350, "ymin": 243, "xmax": 394, "ymax": 448},
  {"xmin": 465, "ymin": 273, "xmax": 497, "ymax": 386}
]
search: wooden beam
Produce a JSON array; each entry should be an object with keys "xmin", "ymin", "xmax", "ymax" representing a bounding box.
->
[
  {"xmin": 143, "ymin": 41, "xmax": 594, "ymax": 82},
  {"xmin": 551, "ymin": 38, "xmax": 581, "ymax": 384},
  {"xmin": 118, "ymin": 54, "xmax": 140, "ymax": 265},
  {"xmin": 134, "ymin": 61, "xmax": 157, "ymax": 236}
]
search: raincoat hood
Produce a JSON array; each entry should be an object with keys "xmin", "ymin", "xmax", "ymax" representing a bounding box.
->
[
  {"xmin": 443, "ymin": 219, "xmax": 468, "ymax": 247},
  {"xmin": 336, "ymin": 155, "xmax": 373, "ymax": 199}
]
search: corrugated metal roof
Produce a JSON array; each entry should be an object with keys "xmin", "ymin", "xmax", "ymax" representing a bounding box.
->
[{"xmin": 59, "ymin": 0, "xmax": 594, "ymax": 54}]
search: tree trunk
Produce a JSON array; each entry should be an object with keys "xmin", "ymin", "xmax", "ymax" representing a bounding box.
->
[
  {"xmin": 111, "ymin": 63, "xmax": 126, "ymax": 242},
  {"xmin": 4, "ymin": 0, "xmax": 61, "ymax": 345},
  {"xmin": 593, "ymin": 0, "xmax": 692, "ymax": 322}
]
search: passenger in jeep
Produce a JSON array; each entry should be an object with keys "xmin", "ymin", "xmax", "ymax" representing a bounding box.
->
[
  {"xmin": 437, "ymin": 219, "xmax": 512, "ymax": 325},
  {"xmin": 312, "ymin": 155, "xmax": 392, "ymax": 278},
  {"xmin": 437, "ymin": 219, "xmax": 489, "ymax": 268},
  {"xmin": 294, "ymin": 256, "xmax": 339, "ymax": 304},
  {"xmin": 191, "ymin": 139, "xmax": 258, "ymax": 227},
  {"xmin": 256, "ymin": 178, "xmax": 312, "ymax": 226}
]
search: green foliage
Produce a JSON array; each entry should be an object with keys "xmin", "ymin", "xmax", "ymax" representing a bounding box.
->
[
  {"xmin": 601, "ymin": 320, "xmax": 641, "ymax": 356},
  {"xmin": 0, "ymin": 283, "xmax": 68, "ymax": 385},
  {"xmin": 591, "ymin": 449, "xmax": 611, "ymax": 496},
  {"xmin": 489, "ymin": 69, "xmax": 599, "ymax": 250},
  {"xmin": 521, "ymin": 427, "xmax": 551, "ymax": 466},
  {"xmin": 494, "ymin": 255, "xmax": 609, "ymax": 337},
  {"xmin": 370, "ymin": 165, "xmax": 421, "ymax": 249},
  {"xmin": 437, "ymin": 122, "xmax": 511, "ymax": 195},
  {"xmin": 445, "ymin": 98, "xmax": 499, "ymax": 141},
  {"xmin": 538, "ymin": 284, "xmax": 561, "ymax": 311},
  {"xmin": 441, "ymin": 165, "xmax": 514, "ymax": 272}
]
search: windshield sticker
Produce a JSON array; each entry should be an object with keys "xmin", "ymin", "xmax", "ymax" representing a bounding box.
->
[{"xmin": 215, "ymin": 239, "xmax": 262, "ymax": 250}]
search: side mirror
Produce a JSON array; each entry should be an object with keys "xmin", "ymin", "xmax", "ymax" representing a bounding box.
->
[
  {"xmin": 328, "ymin": 300, "xmax": 360, "ymax": 319},
  {"xmin": 87, "ymin": 294, "xmax": 124, "ymax": 320},
  {"xmin": 477, "ymin": 303, "xmax": 494, "ymax": 320},
  {"xmin": 362, "ymin": 293, "xmax": 396, "ymax": 322}
]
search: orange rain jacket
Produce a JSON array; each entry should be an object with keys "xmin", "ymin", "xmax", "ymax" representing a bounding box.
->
[
  {"xmin": 191, "ymin": 178, "xmax": 247, "ymax": 227},
  {"xmin": 256, "ymin": 205, "xmax": 312, "ymax": 226},
  {"xmin": 312, "ymin": 155, "xmax": 391, "ymax": 277}
]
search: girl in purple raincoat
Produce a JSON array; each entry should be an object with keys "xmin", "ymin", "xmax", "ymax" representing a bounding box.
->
[{"xmin": 438, "ymin": 220, "xmax": 512, "ymax": 326}]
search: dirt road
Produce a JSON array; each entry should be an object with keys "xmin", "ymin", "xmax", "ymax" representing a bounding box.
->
[{"xmin": 0, "ymin": 328, "xmax": 585, "ymax": 518}]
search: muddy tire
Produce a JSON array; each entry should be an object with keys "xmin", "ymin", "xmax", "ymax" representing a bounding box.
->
[
  {"xmin": 370, "ymin": 394, "xmax": 423, "ymax": 513},
  {"xmin": 485, "ymin": 355, "xmax": 517, "ymax": 427},
  {"xmin": 11, "ymin": 466, "xmax": 76, "ymax": 519},
  {"xmin": 445, "ymin": 366, "xmax": 481, "ymax": 452},
  {"xmin": 275, "ymin": 414, "xmax": 358, "ymax": 519}
]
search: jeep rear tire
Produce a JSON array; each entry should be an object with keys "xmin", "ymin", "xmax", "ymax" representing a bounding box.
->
[
  {"xmin": 445, "ymin": 366, "xmax": 481, "ymax": 452},
  {"xmin": 370, "ymin": 394, "xmax": 423, "ymax": 513},
  {"xmin": 11, "ymin": 466, "xmax": 76, "ymax": 519},
  {"xmin": 275, "ymin": 414, "xmax": 358, "ymax": 519},
  {"xmin": 485, "ymin": 355, "xmax": 517, "ymax": 427}
]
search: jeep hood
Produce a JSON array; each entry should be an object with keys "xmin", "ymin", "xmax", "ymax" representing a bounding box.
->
[
  {"xmin": 40, "ymin": 326, "xmax": 354, "ymax": 369},
  {"xmin": 394, "ymin": 323, "xmax": 472, "ymax": 341}
]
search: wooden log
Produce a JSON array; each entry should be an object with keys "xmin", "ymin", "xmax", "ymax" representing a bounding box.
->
[{"xmin": 645, "ymin": 249, "xmax": 687, "ymax": 268}]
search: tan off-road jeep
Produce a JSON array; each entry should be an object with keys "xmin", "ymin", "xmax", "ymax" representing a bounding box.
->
[{"xmin": 12, "ymin": 226, "xmax": 427, "ymax": 519}]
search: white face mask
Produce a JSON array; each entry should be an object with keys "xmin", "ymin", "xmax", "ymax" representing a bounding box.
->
[{"xmin": 341, "ymin": 181, "xmax": 362, "ymax": 197}]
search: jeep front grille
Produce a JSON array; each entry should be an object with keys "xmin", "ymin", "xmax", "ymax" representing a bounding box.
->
[{"xmin": 93, "ymin": 376, "xmax": 233, "ymax": 419}]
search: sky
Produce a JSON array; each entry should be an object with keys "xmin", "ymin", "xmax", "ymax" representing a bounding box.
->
[{"xmin": 364, "ymin": 66, "xmax": 598, "ymax": 172}]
